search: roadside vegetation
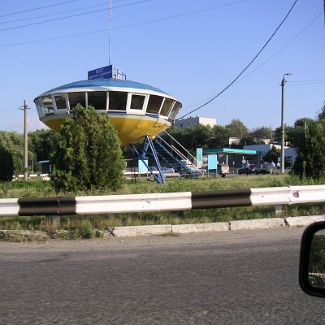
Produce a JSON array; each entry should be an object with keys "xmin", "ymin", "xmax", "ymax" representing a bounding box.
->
[
  {"xmin": 0, "ymin": 175, "xmax": 324, "ymax": 237},
  {"xmin": 0, "ymin": 104, "xmax": 324, "ymax": 238},
  {"xmin": 51, "ymin": 105, "xmax": 124, "ymax": 192}
]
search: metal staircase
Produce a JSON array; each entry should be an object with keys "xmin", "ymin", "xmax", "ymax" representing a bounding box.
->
[
  {"xmin": 129, "ymin": 131, "xmax": 203, "ymax": 184},
  {"xmin": 155, "ymin": 131, "xmax": 202, "ymax": 178},
  {"xmin": 130, "ymin": 135, "xmax": 165, "ymax": 184}
]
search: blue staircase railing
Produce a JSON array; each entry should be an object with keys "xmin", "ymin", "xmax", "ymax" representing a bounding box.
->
[
  {"xmin": 130, "ymin": 135, "xmax": 165, "ymax": 184},
  {"xmin": 129, "ymin": 132, "xmax": 202, "ymax": 184}
]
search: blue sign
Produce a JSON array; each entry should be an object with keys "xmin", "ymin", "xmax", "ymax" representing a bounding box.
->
[
  {"xmin": 208, "ymin": 155, "xmax": 218, "ymax": 170},
  {"xmin": 88, "ymin": 65, "xmax": 112, "ymax": 80},
  {"xmin": 196, "ymin": 148, "xmax": 203, "ymax": 168},
  {"xmin": 88, "ymin": 65, "xmax": 126, "ymax": 80},
  {"xmin": 138, "ymin": 159, "xmax": 149, "ymax": 173}
]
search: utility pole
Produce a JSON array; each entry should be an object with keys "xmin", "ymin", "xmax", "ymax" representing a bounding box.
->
[
  {"xmin": 280, "ymin": 73, "xmax": 292, "ymax": 174},
  {"xmin": 21, "ymin": 100, "xmax": 29, "ymax": 181}
]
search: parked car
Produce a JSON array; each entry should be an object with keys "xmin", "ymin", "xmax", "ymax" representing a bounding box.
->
[
  {"xmin": 255, "ymin": 163, "xmax": 276, "ymax": 175},
  {"xmin": 238, "ymin": 164, "xmax": 256, "ymax": 175}
]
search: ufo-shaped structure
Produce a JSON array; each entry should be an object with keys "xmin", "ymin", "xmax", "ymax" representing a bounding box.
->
[{"xmin": 34, "ymin": 76, "xmax": 182, "ymax": 145}]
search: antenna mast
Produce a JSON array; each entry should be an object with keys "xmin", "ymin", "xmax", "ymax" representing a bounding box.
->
[{"xmin": 109, "ymin": 0, "xmax": 112, "ymax": 65}]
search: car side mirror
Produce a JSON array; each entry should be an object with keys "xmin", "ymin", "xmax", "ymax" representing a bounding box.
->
[{"xmin": 299, "ymin": 221, "xmax": 325, "ymax": 297}]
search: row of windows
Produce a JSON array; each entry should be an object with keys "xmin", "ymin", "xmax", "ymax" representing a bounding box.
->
[{"xmin": 36, "ymin": 91, "xmax": 182, "ymax": 120}]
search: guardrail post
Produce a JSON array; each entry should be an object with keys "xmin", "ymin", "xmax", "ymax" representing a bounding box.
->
[{"xmin": 275, "ymin": 205, "xmax": 283, "ymax": 216}]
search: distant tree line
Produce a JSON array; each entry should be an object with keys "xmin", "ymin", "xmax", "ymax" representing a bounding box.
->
[
  {"xmin": 166, "ymin": 103, "xmax": 325, "ymax": 178},
  {"xmin": 166, "ymin": 118, "xmax": 274, "ymax": 152},
  {"xmin": 0, "ymin": 103, "xmax": 324, "ymax": 183},
  {"xmin": 0, "ymin": 129, "xmax": 60, "ymax": 179},
  {"xmin": 0, "ymin": 106, "xmax": 124, "ymax": 191}
]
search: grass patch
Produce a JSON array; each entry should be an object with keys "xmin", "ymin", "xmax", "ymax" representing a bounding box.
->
[
  {"xmin": 0, "ymin": 175, "xmax": 324, "ymax": 233},
  {"xmin": 159, "ymin": 232, "xmax": 180, "ymax": 237}
]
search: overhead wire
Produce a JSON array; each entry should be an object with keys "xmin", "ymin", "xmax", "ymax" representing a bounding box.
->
[
  {"xmin": 289, "ymin": 79, "xmax": 325, "ymax": 83},
  {"xmin": 178, "ymin": 0, "xmax": 299, "ymax": 120},
  {"xmin": 0, "ymin": 29, "xmax": 108, "ymax": 47},
  {"xmin": 0, "ymin": 0, "xmax": 151, "ymax": 32},
  {"xmin": 287, "ymin": 79, "xmax": 325, "ymax": 86},
  {"xmin": 0, "ymin": 0, "xmax": 84, "ymax": 18},
  {"xmin": 0, "ymin": 0, "xmax": 136, "ymax": 19},
  {"xmin": 0, "ymin": 108, "xmax": 22, "ymax": 113},
  {"xmin": 233, "ymin": 12, "xmax": 322, "ymax": 84},
  {"xmin": 0, "ymin": 0, "xmax": 248, "ymax": 47},
  {"xmin": 0, "ymin": 2, "xmax": 108, "ymax": 25},
  {"xmin": 113, "ymin": 0, "xmax": 248, "ymax": 31}
]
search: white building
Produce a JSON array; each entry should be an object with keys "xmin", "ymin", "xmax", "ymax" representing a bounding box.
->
[
  {"xmin": 228, "ymin": 137, "xmax": 241, "ymax": 146},
  {"xmin": 175, "ymin": 116, "xmax": 216, "ymax": 129}
]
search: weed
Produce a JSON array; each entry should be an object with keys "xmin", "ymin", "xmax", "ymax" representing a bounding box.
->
[
  {"xmin": 159, "ymin": 232, "xmax": 180, "ymax": 237},
  {"xmin": 80, "ymin": 220, "xmax": 95, "ymax": 239},
  {"xmin": 71, "ymin": 229, "xmax": 81, "ymax": 240},
  {"xmin": 95, "ymin": 229, "xmax": 104, "ymax": 238}
]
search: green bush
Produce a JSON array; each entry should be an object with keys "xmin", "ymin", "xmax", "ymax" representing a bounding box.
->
[
  {"xmin": 51, "ymin": 105, "xmax": 124, "ymax": 192},
  {"xmin": 0, "ymin": 146, "xmax": 14, "ymax": 182},
  {"xmin": 79, "ymin": 220, "xmax": 94, "ymax": 239},
  {"xmin": 293, "ymin": 119, "xmax": 325, "ymax": 179}
]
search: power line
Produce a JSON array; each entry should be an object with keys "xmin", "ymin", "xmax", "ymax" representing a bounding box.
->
[
  {"xmin": 228, "ymin": 12, "xmax": 322, "ymax": 87},
  {"xmin": 288, "ymin": 80, "xmax": 325, "ymax": 86},
  {"xmin": 0, "ymin": 29, "xmax": 108, "ymax": 47},
  {"xmin": 0, "ymin": 2, "xmax": 108, "ymax": 25},
  {"xmin": 0, "ymin": 0, "xmax": 132, "ymax": 23},
  {"xmin": 179, "ymin": 0, "xmax": 299, "ymax": 120},
  {"xmin": 289, "ymin": 78, "xmax": 325, "ymax": 83},
  {"xmin": 0, "ymin": 0, "xmax": 248, "ymax": 46},
  {"xmin": 0, "ymin": 108, "xmax": 21, "ymax": 113},
  {"xmin": 0, "ymin": 0, "xmax": 150, "ymax": 32},
  {"xmin": 113, "ymin": 0, "xmax": 248, "ymax": 31},
  {"xmin": 0, "ymin": 0, "xmax": 83, "ymax": 18},
  {"xmin": 0, "ymin": 8, "xmax": 107, "ymax": 32}
]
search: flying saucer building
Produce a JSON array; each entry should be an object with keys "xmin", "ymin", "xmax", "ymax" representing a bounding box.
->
[{"xmin": 34, "ymin": 70, "xmax": 182, "ymax": 146}]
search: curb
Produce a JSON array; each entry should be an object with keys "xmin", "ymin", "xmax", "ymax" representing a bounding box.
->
[
  {"xmin": 284, "ymin": 215, "xmax": 325, "ymax": 227},
  {"xmin": 171, "ymin": 222, "xmax": 229, "ymax": 234},
  {"xmin": 99, "ymin": 215, "xmax": 325, "ymax": 238},
  {"xmin": 229, "ymin": 218, "xmax": 285, "ymax": 231},
  {"xmin": 1, "ymin": 215, "xmax": 324, "ymax": 241},
  {"xmin": 111, "ymin": 225, "xmax": 172, "ymax": 238}
]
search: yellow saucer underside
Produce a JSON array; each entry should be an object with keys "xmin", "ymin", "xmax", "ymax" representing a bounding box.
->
[{"xmin": 41, "ymin": 114, "xmax": 171, "ymax": 145}]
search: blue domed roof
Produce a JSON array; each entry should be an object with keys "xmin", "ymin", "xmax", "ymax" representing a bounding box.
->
[{"xmin": 41, "ymin": 78, "xmax": 170, "ymax": 96}]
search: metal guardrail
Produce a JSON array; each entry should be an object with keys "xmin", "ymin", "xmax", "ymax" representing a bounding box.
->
[{"xmin": 0, "ymin": 185, "xmax": 324, "ymax": 217}]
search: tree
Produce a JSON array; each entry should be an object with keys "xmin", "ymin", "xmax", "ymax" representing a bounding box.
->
[
  {"xmin": 0, "ymin": 131, "xmax": 24, "ymax": 175},
  {"xmin": 294, "ymin": 118, "xmax": 314, "ymax": 128},
  {"xmin": 226, "ymin": 119, "xmax": 248, "ymax": 139},
  {"xmin": 263, "ymin": 146, "xmax": 279, "ymax": 164},
  {"xmin": 208, "ymin": 125, "xmax": 230, "ymax": 148},
  {"xmin": 51, "ymin": 105, "xmax": 124, "ymax": 192},
  {"xmin": 250, "ymin": 127, "xmax": 272, "ymax": 140},
  {"xmin": 318, "ymin": 102, "xmax": 325, "ymax": 121},
  {"xmin": 0, "ymin": 146, "xmax": 14, "ymax": 181},
  {"xmin": 292, "ymin": 119, "xmax": 325, "ymax": 179},
  {"xmin": 273, "ymin": 125, "xmax": 296, "ymax": 145},
  {"xmin": 185, "ymin": 125, "xmax": 212, "ymax": 151},
  {"xmin": 29, "ymin": 129, "xmax": 61, "ymax": 162}
]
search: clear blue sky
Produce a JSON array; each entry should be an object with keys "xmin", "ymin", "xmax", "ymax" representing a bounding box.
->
[{"xmin": 0, "ymin": 0, "xmax": 324, "ymax": 133}]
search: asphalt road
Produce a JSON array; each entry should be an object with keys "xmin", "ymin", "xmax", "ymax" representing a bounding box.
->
[{"xmin": 1, "ymin": 227, "xmax": 325, "ymax": 324}]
